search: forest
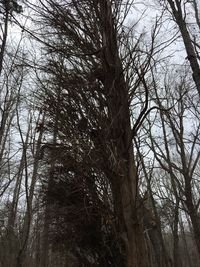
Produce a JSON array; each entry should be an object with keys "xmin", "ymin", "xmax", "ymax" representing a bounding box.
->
[{"xmin": 0, "ymin": 0, "xmax": 200, "ymax": 266}]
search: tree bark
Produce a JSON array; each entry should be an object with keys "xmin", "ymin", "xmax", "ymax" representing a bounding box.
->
[{"xmin": 100, "ymin": 1, "xmax": 149, "ymax": 266}]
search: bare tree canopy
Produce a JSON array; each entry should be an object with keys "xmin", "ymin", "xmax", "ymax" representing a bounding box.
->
[{"xmin": 0, "ymin": 1, "xmax": 199, "ymax": 267}]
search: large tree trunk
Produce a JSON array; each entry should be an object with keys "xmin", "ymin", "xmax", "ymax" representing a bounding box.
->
[
  {"xmin": 120, "ymin": 156, "xmax": 149, "ymax": 267},
  {"xmin": 111, "ymin": 152, "xmax": 149, "ymax": 267},
  {"xmin": 100, "ymin": 2, "xmax": 149, "ymax": 266}
]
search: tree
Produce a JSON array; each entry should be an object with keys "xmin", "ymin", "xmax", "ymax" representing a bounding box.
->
[
  {"xmin": 142, "ymin": 65, "xmax": 200, "ymax": 260},
  {"xmin": 33, "ymin": 0, "xmax": 163, "ymax": 266}
]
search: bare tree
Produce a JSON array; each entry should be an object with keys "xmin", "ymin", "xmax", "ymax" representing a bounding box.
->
[
  {"xmin": 30, "ymin": 0, "xmax": 167, "ymax": 266},
  {"xmin": 142, "ymin": 65, "xmax": 200, "ymax": 261}
]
